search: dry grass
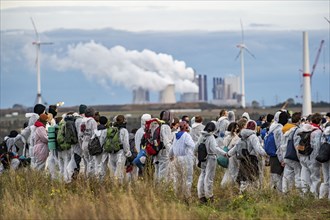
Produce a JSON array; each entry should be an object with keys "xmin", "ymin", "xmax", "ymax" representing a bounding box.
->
[{"xmin": 1, "ymin": 165, "xmax": 330, "ymax": 220}]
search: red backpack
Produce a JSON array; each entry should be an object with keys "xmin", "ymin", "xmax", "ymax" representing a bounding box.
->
[{"xmin": 142, "ymin": 118, "xmax": 165, "ymax": 156}]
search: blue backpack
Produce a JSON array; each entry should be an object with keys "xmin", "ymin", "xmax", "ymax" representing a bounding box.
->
[
  {"xmin": 284, "ymin": 127, "xmax": 299, "ymax": 161},
  {"xmin": 264, "ymin": 131, "xmax": 277, "ymax": 157}
]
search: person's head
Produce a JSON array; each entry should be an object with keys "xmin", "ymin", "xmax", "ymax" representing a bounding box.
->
[
  {"xmin": 266, "ymin": 114, "xmax": 274, "ymax": 123},
  {"xmin": 160, "ymin": 110, "xmax": 173, "ymax": 125},
  {"xmin": 227, "ymin": 122, "xmax": 239, "ymax": 135},
  {"xmin": 141, "ymin": 113, "xmax": 152, "ymax": 127},
  {"xmin": 39, "ymin": 113, "xmax": 48, "ymax": 126},
  {"xmin": 326, "ymin": 112, "xmax": 330, "ymax": 122},
  {"xmin": 179, "ymin": 121, "xmax": 190, "ymax": 132},
  {"xmin": 8, "ymin": 130, "xmax": 18, "ymax": 138},
  {"xmin": 219, "ymin": 109, "xmax": 228, "ymax": 117},
  {"xmin": 242, "ymin": 112, "xmax": 250, "ymax": 121},
  {"xmin": 278, "ymin": 111, "xmax": 289, "ymax": 126},
  {"xmin": 48, "ymin": 105, "xmax": 58, "ymax": 118},
  {"xmin": 291, "ymin": 112, "xmax": 302, "ymax": 124},
  {"xmin": 84, "ymin": 107, "xmax": 95, "ymax": 118},
  {"xmin": 181, "ymin": 115, "xmax": 190, "ymax": 124},
  {"xmin": 79, "ymin": 104, "xmax": 87, "ymax": 115},
  {"xmin": 228, "ymin": 111, "xmax": 236, "ymax": 122},
  {"xmin": 311, "ymin": 113, "xmax": 323, "ymax": 125},
  {"xmin": 204, "ymin": 122, "xmax": 216, "ymax": 133},
  {"xmin": 114, "ymin": 114, "xmax": 127, "ymax": 127},
  {"xmin": 194, "ymin": 115, "xmax": 203, "ymax": 124},
  {"xmin": 34, "ymin": 104, "xmax": 46, "ymax": 115},
  {"xmin": 99, "ymin": 116, "xmax": 108, "ymax": 126},
  {"xmin": 246, "ymin": 120, "xmax": 257, "ymax": 131},
  {"xmin": 171, "ymin": 117, "xmax": 180, "ymax": 129},
  {"xmin": 237, "ymin": 118, "xmax": 248, "ymax": 132}
]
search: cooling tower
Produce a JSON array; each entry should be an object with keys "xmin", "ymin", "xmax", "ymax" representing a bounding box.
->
[
  {"xmin": 159, "ymin": 84, "xmax": 176, "ymax": 103},
  {"xmin": 133, "ymin": 87, "xmax": 150, "ymax": 104},
  {"xmin": 181, "ymin": 92, "xmax": 198, "ymax": 102}
]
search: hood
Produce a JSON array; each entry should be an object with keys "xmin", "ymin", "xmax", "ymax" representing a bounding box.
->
[
  {"xmin": 34, "ymin": 120, "xmax": 45, "ymax": 128},
  {"xmin": 242, "ymin": 112, "xmax": 250, "ymax": 121},
  {"xmin": 300, "ymin": 123, "xmax": 317, "ymax": 132},
  {"xmin": 269, "ymin": 122, "xmax": 281, "ymax": 133},
  {"xmin": 240, "ymin": 128, "xmax": 255, "ymax": 138},
  {"xmin": 200, "ymin": 130, "xmax": 214, "ymax": 137},
  {"xmin": 26, "ymin": 113, "xmax": 39, "ymax": 126},
  {"xmin": 274, "ymin": 111, "xmax": 282, "ymax": 123},
  {"xmin": 282, "ymin": 123, "xmax": 296, "ymax": 134},
  {"xmin": 141, "ymin": 114, "xmax": 152, "ymax": 127},
  {"xmin": 323, "ymin": 126, "xmax": 330, "ymax": 136},
  {"xmin": 175, "ymin": 131, "xmax": 185, "ymax": 140},
  {"xmin": 192, "ymin": 122, "xmax": 203, "ymax": 129}
]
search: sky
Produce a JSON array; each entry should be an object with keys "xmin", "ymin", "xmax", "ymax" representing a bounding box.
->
[{"xmin": 1, "ymin": 1, "xmax": 329, "ymax": 109}]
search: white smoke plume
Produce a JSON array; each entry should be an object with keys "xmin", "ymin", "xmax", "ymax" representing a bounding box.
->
[{"xmin": 49, "ymin": 41, "xmax": 198, "ymax": 93}]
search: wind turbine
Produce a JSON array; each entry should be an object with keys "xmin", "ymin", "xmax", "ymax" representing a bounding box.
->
[
  {"xmin": 235, "ymin": 19, "xmax": 255, "ymax": 109},
  {"xmin": 31, "ymin": 17, "xmax": 53, "ymax": 105}
]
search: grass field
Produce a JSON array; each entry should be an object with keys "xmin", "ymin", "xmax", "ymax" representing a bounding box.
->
[{"xmin": 1, "ymin": 165, "xmax": 329, "ymax": 220}]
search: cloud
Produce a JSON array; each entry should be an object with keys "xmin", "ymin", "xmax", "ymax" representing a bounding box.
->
[{"xmin": 48, "ymin": 41, "xmax": 198, "ymax": 93}]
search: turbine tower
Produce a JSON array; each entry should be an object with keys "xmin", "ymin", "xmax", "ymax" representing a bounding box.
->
[
  {"xmin": 31, "ymin": 17, "xmax": 53, "ymax": 105},
  {"xmin": 302, "ymin": 31, "xmax": 312, "ymax": 116},
  {"xmin": 235, "ymin": 19, "xmax": 255, "ymax": 108}
]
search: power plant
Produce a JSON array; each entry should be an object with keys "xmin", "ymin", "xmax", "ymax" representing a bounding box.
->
[{"xmin": 210, "ymin": 75, "xmax": 241, "ymax": 106}]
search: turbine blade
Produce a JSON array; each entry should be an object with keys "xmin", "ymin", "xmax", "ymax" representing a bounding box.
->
[
  {"xmin": 30, "ymin": 17, "xmax": 39, "ymax": 40},
  {"xmin": 235, "ymin": 50, "xmax": 241, "ymax": 61},
  {"xmin": 245, "ymin": 47, "xmax": 256, "ymax": 59}
]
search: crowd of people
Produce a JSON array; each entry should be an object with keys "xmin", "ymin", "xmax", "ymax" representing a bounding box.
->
[{"xmin": 1, "ymin": 103, "xmax": 330, "ymax": 204}]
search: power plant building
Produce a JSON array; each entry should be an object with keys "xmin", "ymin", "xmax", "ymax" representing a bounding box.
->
[
  {"xmin": 132, "ymin": 87, "xmax": 150, "ymax": 104},
  {"xmin": 159, "ymin": 84, "xmax": 176, "ymax": 103},
  {"xmin": 210, "ymin": 75, "xmax": 241, "ymax": 106}
]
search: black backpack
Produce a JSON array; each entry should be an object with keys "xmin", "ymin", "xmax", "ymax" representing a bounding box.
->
[
  {"xmin": 197, "ymin": 139, "xmax": 207, "ymax": 168},
  {"xmin": 316, "ymin": 142, "xmax": 330, "ymax": 163},
  {"xmin": 297, "ymin": 129, "xmax": 316, "ymax": 156},
  {"xmin": 88, "ymin": 136, "xmax": 103, "ymax": 156}
]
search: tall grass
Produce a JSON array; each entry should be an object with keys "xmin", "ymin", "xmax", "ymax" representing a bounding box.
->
[{"xmin": 1, "ymin": 166, "xmax": 329, "ymax": 219}]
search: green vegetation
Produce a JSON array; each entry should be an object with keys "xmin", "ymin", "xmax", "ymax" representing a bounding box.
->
[{"xmin": 1, "ymin": 166, "xmax": 329, "ymax": 219}]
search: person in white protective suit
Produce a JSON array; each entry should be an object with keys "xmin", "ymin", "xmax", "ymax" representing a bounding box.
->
[
  {"xmin": 319, "ymin": 124, "xmax": 330, "ymax": 200},
  {"xmin": 195, "ymin": 121, "xmax": 227, "ymax": 204},
  {"xmin": 169, "ymin": 121, "xmax": 195, "ymax": 199}
]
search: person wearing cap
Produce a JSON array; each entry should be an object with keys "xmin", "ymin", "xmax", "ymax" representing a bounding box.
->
[
  {"xmin": 169, "ymin": 121, "xmax": 195, "ymax": 200},
  {"xmin": 33, "ymin": 113, "xmax": 49, "ymax": 171},
  {"xmin": 195, "ymin": 121, "xmax": 227, "ymax": 204}
]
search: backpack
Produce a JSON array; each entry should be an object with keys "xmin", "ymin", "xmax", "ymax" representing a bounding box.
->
[
  {"xmin": 284, "ymin": 127, "xmax": 299, "ymax": 162},
  {"xmin": 264, "ymin": 131, "xmax": 277, "ymax": 157},
  {"xmin": 197, "ymin": 140, "xmax": 207, "ymax": 168},
  {"xmin": 297, "ymin": 129, "xmax": 316, "ymax": 156},
  {"xmin": 48, "ymin": 126, "xmax": 58, "ymax": 151},
  {"xmin": 103, "ymin": 127, "xmax": 122, "ymax": 153},
  {"xmin": 143, "ymin": 118, "xmax": 164, "ymax": 156},
  {"xmin": 88, "ymin": 135, "xmax": 103, "ymax": 156},
  {"xmin": 316, "ymin": 141, "xmax": 330, "ymax": 163},
  {"xmin": 57, "ymin": 116, "xmax": 78, "ymax": 151},
  {"xmin": 236, "ymin": 136, "xmax": 251, "ymax": 160}
]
